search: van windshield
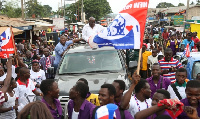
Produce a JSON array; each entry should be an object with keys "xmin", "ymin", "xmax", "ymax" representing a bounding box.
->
[{"xmin": 59, "ymin": 50, "xmax": 122, "ymax": 74}]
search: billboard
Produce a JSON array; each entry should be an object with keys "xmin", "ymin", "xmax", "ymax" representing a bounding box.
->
[
  {"xmin": 53, "ymin": 18, "xmax": 64, "ymax": 30},
  {"xmin": 174, "ymin": 15, "xmax": 184, "ymax": 25}
]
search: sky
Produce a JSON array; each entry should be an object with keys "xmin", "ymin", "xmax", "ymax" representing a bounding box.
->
[{"xmin": 36, "ymin": 0, "xmax": 196, "ymax": 13}]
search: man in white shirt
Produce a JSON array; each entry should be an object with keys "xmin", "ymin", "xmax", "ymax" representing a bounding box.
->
[
  {"xmin": 167, "ymin": 68, "xmax": 187, "ymax": 100},
  {"xmin": 120, "ymin": 73, "xmax": 152, "ymax": 117},
  {"xmin": 147, "ymin": 48, "xmax": 158, "ymax": 77},
  {"xmin": 82, "ymin": 17, "xmax": 104, "ymax": 42}
]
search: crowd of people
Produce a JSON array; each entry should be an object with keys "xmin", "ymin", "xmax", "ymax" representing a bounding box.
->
[{"xmin": 0, "ymin": 16, "xmax": 200, "ymax": 119}]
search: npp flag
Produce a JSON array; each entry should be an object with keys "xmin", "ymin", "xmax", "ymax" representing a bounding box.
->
[
  {"xmin": 89, "ymin": 0, "xmax": 149, "ymax": 49},
  {"xmin": 186, "ymin": 44, "xmax": 190, "ymax": 57},
  {"xmin": 0, "ymin": 27, "xmax": 15, "ymax": 58}
]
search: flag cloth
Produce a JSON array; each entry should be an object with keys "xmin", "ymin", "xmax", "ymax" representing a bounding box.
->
[
  {"xmin": 186, "ymin": 43, "xmax": 190, "ymax": 57},
  {"xmin": 95, "ymin": 105, "xmax": 116, "ymax": 119},
  {"xmin": 89, "ymin": 0, "xmax": 149, "ymax": 49},
  {"xmin": 0, "ymin": 27, "xmax": 15, "ymax": 58}
]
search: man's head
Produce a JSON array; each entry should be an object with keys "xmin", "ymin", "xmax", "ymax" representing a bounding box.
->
[
  {"xmin": 43, "ymin": 48, "xmax": 50, "ymax": 57},
  {"xmin": 185, "ymin": 80, "xmax": 200, "ymax": 106},
  {"xmin": 77, "ymin": 78, "xmax": 88, "ymax": 86},
  {"xmin": 175, "ymin": 68, "xmax": 187, "ymax": 85},
  {"xmin": 112, "ymin": 80, "xmax": 125, "ymax": 98},
  {"xmin": 10, "ymin": 77, "xmax": 17, "ymax": 89},
  {"xmin": 19, "ymin": 67, "xmax": 30, "ymax": 79},
  {"xmin": 69, "ymin": 82, "xmax": 89, "ymax": 100},
  {"xmin": 193, "ymin": 32, "xmax": 197, "ymax": 37},
  {"xmin": 142, "ymin": 43, "xmax": 147, "ymax": 52},
  {"xmin": 135, "ymin": 79, "xmax": 151, "ymax": 99},
  {"xmin": 196, "ymin": 73, "xmax": 200, "ymax": 80},
  {"xmin": 178, "ymin": 34, "xmax": 182, "ymax": 39},
  {"xmin": 152, "ymin": 48, "xmax": 158, "ymax": 57},
  {"xmin": 89, "ymin": 17, "xmax": 95, "ymax": 28},
  {"xmin": 152, "ymin": 89, "xmax": 170, "ymax": 106},
  {"xmin": 171, "ymin": 34, "xmax": 175, "ymax": 40},
  {"xmin": 60, "ymin": 36, "xmax": 66, "ymax": 45},
  {"xmin": 187, "ymin": 33, "xmax": 192, "ymax": 41},
  {"xmin": 40, "ymin": 79, "xmax": 60, "ymax": 99},
  {"xmin": 26, "ymin": 50, "xmax": 32, "ymax": 59},
  {"xmin": 152, "ymin": 63, "xmax": 161, "ymax": 78},
  {"xmin": 98, "ymin": 84, "xmax": 116, "ymax": 106},
  {"xmin": 32, "ymin": 60, "xmax": 40, "ymax": 72},
  {"xmin": 164, "ymin": 48, "xmax": 173, "ymax": 61}
]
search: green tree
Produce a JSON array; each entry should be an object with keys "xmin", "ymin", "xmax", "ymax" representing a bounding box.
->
[
  {"xmin": 0, "ymin": 0, "xmax": 21, "ymax": 18},
  {"xmin": 65, "ymin": 0, "xmax": 112, "ymax": 23},
  {"xmin": 43, "ymin": 5, "xmax": 52, "ymax": 17},
  {"xmin": 26, "ymin": 0, "xmax": 44, "ymax": 18},
  {"xmin": 197, "ymin": 0, "xmax": 200, "ymax": 5},
  {"xmin": 190, "ymin": 1, "xmax": 195, "ymax": 5},
  {"xmin": 156, "ymin": 2, "xmax": 175, "ymax": 8},
  {"xmin": 178, "ymin": 3, "xmax": 185, "ymax": 6}
]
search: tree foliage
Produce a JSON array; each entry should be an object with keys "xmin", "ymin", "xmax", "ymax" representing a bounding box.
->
[
  {"xmin": 26, "ymin": 0, "xmax": 52, "ymax": 18},
  {"xmin": 0, "ymin": 0, "xmax": 52, "ymax": 18},
  {"xmin": 197, "ymin": 0, "xmax": 200, "ymax": 5},
  {"xmin": 156, "ymin": 2, "xmax": 175, "ymax": 8},
  {"xmin": 190, "ymin": 1, "xmax": 195, "ymax": 5},
  {"xmin": 0, "ymin": 0, "xmax": 21, "ymax": 18},
  {"xmin": 65, "ymin": 0, "xmax": 112, "ymax": 23},
  {"xmin": 178, "ymin": 3, "xmax": 185, "ymax": 6}
]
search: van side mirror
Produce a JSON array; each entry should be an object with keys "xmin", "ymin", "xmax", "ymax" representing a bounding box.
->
[
  {"xmin": 129, "ymin": 61, "xmax": 138, "ymax": 69},
  {"xmin": 47, "ymin": 67, "xmax": 55, "ymax": 78}
]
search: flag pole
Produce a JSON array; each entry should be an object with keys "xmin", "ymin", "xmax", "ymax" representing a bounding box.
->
[
  {"xmin": 136, "ymin": 48, "xmax": 142, "ymax": 75},
  {"xmin": 10, "ymin": 26, "xmax": 18, "ymax": 66}
]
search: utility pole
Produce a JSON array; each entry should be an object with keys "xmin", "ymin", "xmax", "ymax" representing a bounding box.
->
[
  {"xmin": 186, "ymin": 0, "xmax": 190, "ymax": 20},
  {"xmin": 64, "ymin": 0, "xmax": 65, "ymax": 18},
  {"xmin": 21, "ymin": 0, "xmax": 24, "ymax": 20},
  {"xmin": 81, "ymin": 0, "xmax": 84, "ymax": 23}
]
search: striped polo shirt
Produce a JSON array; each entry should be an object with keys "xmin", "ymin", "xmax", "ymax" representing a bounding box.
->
[{"xmin": 158, "ymin": 57, "xmax": 183, "ymax": 83}]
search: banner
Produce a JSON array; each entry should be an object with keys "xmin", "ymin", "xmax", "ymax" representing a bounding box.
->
[
  {"xmin": 89, "ymin": 0, "xmax": 149, "ymax": 49},
  {"xmin": 0, "ymin": 27, "xmax": 15, "ymax": 58}
]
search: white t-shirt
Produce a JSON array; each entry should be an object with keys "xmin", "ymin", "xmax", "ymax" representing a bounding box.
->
[
  {"xmin": 0, "ymin": 73, "xmax": 6, "ymax": 81},
  {"xmin": 72, "ymin": 108, "xmax": 79, "ymax": 119},
  {"xmin": 14, "ymin": 79, "xmax": 36, "ymax": 112},
  {"xmin": 30, "ymin": 69, "xmax": 46, "ymax": 85},
  {"xmin": 167, "ymin": 85, "xmax": 186, "ymax": 100},
  {"xmin": 128, "ymin": 96, "xmax": 152, "ymax": 117},
  {"xmin": 30, "ymin": 69, "xmax": 46, "ymax": 93},
  {"xmin": 147, "ymin": 55, "xmax": 158, "ymax": 70}
]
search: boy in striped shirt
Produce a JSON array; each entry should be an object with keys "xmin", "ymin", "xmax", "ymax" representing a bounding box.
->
[{"xmin": 158, "ymin": 48, "xmax": 183, "ymax": 83}]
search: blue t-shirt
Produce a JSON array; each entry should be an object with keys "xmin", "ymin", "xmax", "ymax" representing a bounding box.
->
[
  {"xmin": 181, "ymin": 39, "xmax": 194, "ymax": 51},
  {"xmin": 54, "ymin": 40, "xmax": 73, "ymax": 66}
]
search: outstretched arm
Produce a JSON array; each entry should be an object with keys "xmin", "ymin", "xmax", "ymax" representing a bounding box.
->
[
  {"xmin": 134, "ymin": 105, "xmax": 165, "ymax": 119},
  {"xmin": 0, "ymin": 57, "xmax": 12, "ymax": 93},
  {"xmin": 120, "ymin": 72, "xmax": 140, "ymax": 109}
]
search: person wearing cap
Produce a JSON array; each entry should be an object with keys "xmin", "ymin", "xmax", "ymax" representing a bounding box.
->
[
  {"xmin": 181, "ymin": 33, "xmax": 194, "ymax": 51},
  {"xmin": 30, "ymin": 60, "xmax": 46, "ymax": 101},
  {"xmin": 140, "ymin": 43, "xmax": 152, "ymax": 79}
]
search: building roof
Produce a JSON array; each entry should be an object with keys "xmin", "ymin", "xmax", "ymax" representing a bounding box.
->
[{"xmin": 147, "ymin": 5, "xmax": 200, "ymax": 16}]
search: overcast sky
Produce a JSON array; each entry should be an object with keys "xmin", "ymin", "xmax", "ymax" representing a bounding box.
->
[
  {"xmin": 36, "ymin": 0, "xmax": 195, "ymax": 13},
  {"xmin": 11, "ymin": 0, "xmax": 195, "ymax": 13}
]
